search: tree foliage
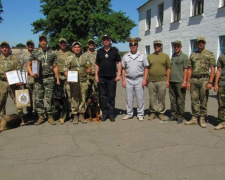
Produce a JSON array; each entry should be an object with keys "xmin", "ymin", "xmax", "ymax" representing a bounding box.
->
[
  {"xmin": 16, "ymin": 43, "xmax": 26, "ymax": 48},
  {"xmin": 32, "ymin": 0, "xmax": 136, "ymax": 49},
  {"xmin": 0, "ymin": 0, "xmax": 3, "ymax": 23}
]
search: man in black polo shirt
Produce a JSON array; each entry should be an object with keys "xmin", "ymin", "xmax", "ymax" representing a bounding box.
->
[{"xmin": 95, "ymin": 34, "xmax": 122, "ymax": 122}]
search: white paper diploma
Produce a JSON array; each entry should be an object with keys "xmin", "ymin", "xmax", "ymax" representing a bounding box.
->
[
  {"xmin": 67, "ymin": 71, "xmax": 78, "ymax": 82},
  {"xmin": 32, "ymin": 60, "xmax": 40, "ymax": 75},
  {"xmin": 6, "ymin": 70, "xmax": 21, "ymax": 85},
  {"xmin": 21, "ymin": 70, "xmax": 28, "ymax": 84}
]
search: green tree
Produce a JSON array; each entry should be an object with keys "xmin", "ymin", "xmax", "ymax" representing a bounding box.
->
[
  {"xmin": 16, "ymin": 43, "xmax": 26, "ymax": 48},
  {"xmin": 0, "ymin": 0, "xmax": 3, "ymax": 23},
  {"xmin": 32, "ymin": 0, "xmax": 135, "ymax": 49}
]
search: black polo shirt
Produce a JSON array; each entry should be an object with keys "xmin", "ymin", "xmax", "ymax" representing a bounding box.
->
[{"xmin": 96, "ymin": 47, "xmax": 121, "ymax": 77}]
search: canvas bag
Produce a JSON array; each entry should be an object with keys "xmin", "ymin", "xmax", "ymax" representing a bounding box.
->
[{"xmin": 15, "ymin": 89, "xmax": 31, "ymax": 108}]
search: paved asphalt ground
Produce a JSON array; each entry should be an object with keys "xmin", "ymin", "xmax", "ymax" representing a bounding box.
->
[{"xmin": 0, "ymin": 81, "xmax": 225, "ymax": 180}]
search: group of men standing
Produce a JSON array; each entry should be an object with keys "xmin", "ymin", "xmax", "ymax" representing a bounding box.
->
[{"xmin": 0, "ymin": 34, "xmax": 225, "ymax": 130}]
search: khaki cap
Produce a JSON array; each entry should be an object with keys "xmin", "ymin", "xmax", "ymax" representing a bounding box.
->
[
  {"xmin": 88, "ymin": 39, "xmax": 95, "ymax": 43},
  {"xmin": 72, "ymin": 41, "xmax": 81, "ymax": 47},
  {"xmin": 0, "ymin": 41, "xmax": 10, "ymax": 46},
  {"xmin": 197, "ymin": 36, "xmax": 206, "ymax": 43},
  {"xmin": 173, "ymin": 40, "xmax": 182, "ymax": 46},
  {"xmin": 39, "ymin": 34, "xmax": 47, "ymax": 40},
  {"xmin": 59, "ymin": 38, "xmax": 67, "ymax": 43},
  {"xmin": 26, "ymin": 39, "xmax": 34, "ymax": 45},
  {"xmin": 153, "ymin": 40, "xmax": 162, "ymax": 45}
]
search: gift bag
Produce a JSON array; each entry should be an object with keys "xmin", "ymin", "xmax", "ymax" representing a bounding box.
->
[{"xmin": 15, "ymin": 89, "xmax": 31, "ymax": 108}]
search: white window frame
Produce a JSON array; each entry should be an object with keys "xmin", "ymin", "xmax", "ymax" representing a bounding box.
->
[
  {"xmin": 190, "ymin": 39, "xmax": 198, "ymax": 53},
  {"xmin": 146, "ymin": 9, "xmax": 151, "ymax": 31},
  {"xmin": 192, "ymin": 0, "xmax": 204, "ymax": 16},
  {"xmin": 157, "ymin": 3, "xmax": 164, "ymax": 27},
  {"xmin": 172, "ymin": 0, "xmax": 181, "ymax": 22},
  {"xmin": 145, "ymin": 45, "xmax": 150, "ymax": 55},
  {"xmin": 219, "ymin": 36, "xmax": 225, "ymax": 55},
  {"xmin": 219, "ymin": 0, "xmax": 225, "ymax": 8}
]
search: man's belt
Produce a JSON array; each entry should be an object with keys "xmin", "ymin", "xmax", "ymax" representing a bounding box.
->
[
  {"xmin": 192, "ymin": 74, "xmax": 209, "ymax": 79},
  {"xmin": 41, "ymin": 74, "xmax": 54, "ymax": 78}
]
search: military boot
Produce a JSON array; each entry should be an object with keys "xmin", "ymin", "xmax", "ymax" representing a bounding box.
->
[
  {"xmin": 199, "ymin": 116, "xmax": 206, "ymax": 128},
  {"xmin": 48, "ymin": 115, "xmax": 56, "ymax": 125},
  {"xmin": 72, "ymin": 114, "xmax": 79, "ymax": 124},
  {"xmin": 185, "ymin": 116, "xmax": 198, "ymax": 125},
  {"xmin": 214, "ymin": 123, "xmax": 225, "ymax": 130},
  {"xmin": 59, "ymin": 118, "xmax": 65, "ymax": 124},
  {"xmin": 35, "ymin": 115, "xmax": 44, "ymax": 126},
  {"xmin": 79, "ymin": 114, "xmax": 87, "ymax": 124}
]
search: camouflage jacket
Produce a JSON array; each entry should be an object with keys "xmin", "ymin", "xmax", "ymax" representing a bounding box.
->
[
  {"xmin": 0, "ymin": 54, "xmax": 22, "ymax": 81},
  {"xmin": 187, "ymin": 49, "xmax": 216, "ymax": 76},
  {"xmin": 29, "ymin": 48, "xmax": 58, "ymax": 76},
  {"xmin": 20, "ymin": 52, "xmax": 32, "ymax": 71},
  {"xmin": 82, "ymin": 50, "xmax": 97, "ymax": 75}
]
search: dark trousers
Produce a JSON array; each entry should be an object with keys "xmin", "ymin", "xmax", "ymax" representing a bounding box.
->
[
  {"xmin": 98, "ymin": 76, "xmax": 117, "ymax": 117},
  {"xmin": 169, "ymin": 82, "xmax": 186, "ymax": 118}
]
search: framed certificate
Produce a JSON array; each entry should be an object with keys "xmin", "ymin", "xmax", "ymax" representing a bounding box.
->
[
  {"xmin": 67, "ymin": 71, "xmax": 78, "ymax": 82},
  {"xmin": 6, "ymin": 70, "xmax": 21, "ymax": 85},
  {"xmin": 32, "ymin": 60, "xmax": 40, "ymax": 76}
]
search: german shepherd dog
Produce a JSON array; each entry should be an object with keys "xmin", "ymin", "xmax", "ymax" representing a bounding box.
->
[
  {"xmin": 53, "ymin": 84, "xmax": 68, "ymax": 124},
  {"xmin": 85, "ymin": 91, "xmax": 100, "ymax": 122},
  {"xmin": 0, "ymin": 114, "xmax": 22, "ymax": 132}
]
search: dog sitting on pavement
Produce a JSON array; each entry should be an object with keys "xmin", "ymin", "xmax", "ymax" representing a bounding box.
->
[
  {"xmin": 53, "ymin": 84, "xmax": 68, "ymax": 124},
  {"xmin": 85, "ymin": 91, "xmax": 100, "ymax": 122},
  {"xmin": 0, "ymin": 114, "xmax": 23, "ymax": 133}
]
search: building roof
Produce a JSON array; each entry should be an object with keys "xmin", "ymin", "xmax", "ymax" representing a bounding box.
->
[{"xmin": 137, "ymin": 0, "xmax": 153, "ymax": 10}]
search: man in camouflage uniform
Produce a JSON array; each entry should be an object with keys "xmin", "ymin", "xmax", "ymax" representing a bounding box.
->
[
  {"xmin": 64, "ymin": 41, "xmax": 90, "ymax": 124},
  {"xmin": 55, "ymin": 38, "xmax": 72, "ymax": 124},
  {"xmin": 20, "ymin": 40, "xmax": 35, "ymax": 117},
  {"xmin": 185, "ymin": 36, "xmax": 216, "ymax": 128},
  {"xmin": 27, "ymin": 35, "xmax": 60, "ymax": 125},
  {"xmin": 0, "ymin": 41, "xmax": 24, "ymax": 124},
  {"xmin": 214, "ymin": 53, "xmax": 225, "ymax": 130}
]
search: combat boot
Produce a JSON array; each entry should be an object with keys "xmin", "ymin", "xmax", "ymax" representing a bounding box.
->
[
  {"xmin": 214, "ymin": 123, "xmax": 225, "ymax": 130},
  {"xmin": 59, "ymin": 118, "xmax": 65, "ymax": 124},
  {"xmin": 79, "ymin": 114, "xmax": 87, "ymax": 124},
  {"xmin": 148, "ymin": 113, "xmax": 156, "ymax": 120},
  {"xmin": 35, "ymin": 115, "xmax": 44, "ymax": 126},
  {"xmin": 72, "ymin": 114, "xmax": 79, "ymax": 124},
  {"xmin": 184, "ymin": 116, "xmax": 198, "ymax": 125},
  {"xmin": 48, "ymin": 115, "xmax": 56, "ymax": 125},
  {"xmin": 199, "ymin": 116, "xmax": 206, "ymax": 128}
]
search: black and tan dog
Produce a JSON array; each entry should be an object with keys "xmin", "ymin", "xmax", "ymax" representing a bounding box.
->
[
  {"xmin": 53, "ymin": 84, "xmax": 68, "ymax": 124},
  {"xmin": 0, "ymin": 114, "xmax": 23, "ymax": 132},
  {"xmin": 85, "ymin": 91, "xmax": 100, "ymax": 122}
]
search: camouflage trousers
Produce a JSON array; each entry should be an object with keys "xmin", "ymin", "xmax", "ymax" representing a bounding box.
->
[
  {"xmin": 190, "ymin": 78, "xmax": 209, "ymax": 116},
  {"xmin": 169, "ymin": 82, "xmax": 186, "ymax": 118},
  {"xmin": 0, "ymin": 80, "xmax": 23, "ymax": 115},
  {"xmin": 148, "ymin": 81, "xmax": 166, "ymax": 113},
  {"xmin": 34, "ymin": 76, "xmax": 55, "ymax": 115},
  {"xmin": 217, "ymin": 86, "xmax": 225, "ymax": 123},
  {"xmin": 70, "ymin": 82, "xmax": 88, "ymax": 114}
]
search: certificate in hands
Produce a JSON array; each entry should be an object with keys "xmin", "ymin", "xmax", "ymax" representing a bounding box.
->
[
  {"xmin": 6, "ymin": 70, "xmax": 21, "ymax": 85},
  {"xmin": 67, "ymin": 71, "xmax": 78, "ymax": 82},
  {"xmin": 32, "ymin": 60, "xmax": 40, "ymax": 76}
]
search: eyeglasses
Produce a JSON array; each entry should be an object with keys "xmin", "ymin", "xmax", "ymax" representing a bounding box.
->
[
  {"xmin": 129, "ymin": 43, "xmax": 138, "ymax": 46},
  {"xmin": 27, "ymin": 43, "xmax": 33, "ymax": 46}
]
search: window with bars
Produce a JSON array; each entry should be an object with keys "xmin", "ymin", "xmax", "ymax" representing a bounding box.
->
[
  {"xmin": 220, "ymin": 36, "xmax": 225, "ymax": 55},
  {"xmin": 190, "ymin": 39, "xmax": 198, "ymax": 53},
  {"xmin": 172, "ymin": 0, "xmax": 181, "ymax": 22},
  {"xmin": 158, "ymin": 3, "xmax": 164, "ymax": 27},
  {"xmin": 192, "ymin": 0, "xmax": 204, "ymax": 16},
  {"xmin": 146, "ymin": 9, "xmax": 151, "ymax": 31},
  {"xmin": 145, "ymin": 45, "xmax": 150, "ymax": 55}
]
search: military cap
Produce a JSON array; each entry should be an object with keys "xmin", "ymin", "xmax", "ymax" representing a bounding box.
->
[
  {"xmin": 153, "ymin": 40, "xmax": 162, "ymax": 45},
  {"xmin": 72, "ymin": 41, "xmax": 81, "ymax": 47},
  {"xmin": 0, "ymin": 41, "xmax": 10, "ymax": 47},
  {"xmin": 102, "ymin": 34, "xmax": 111, "ymax": 39},
  {"xmin": 127, "ymin": 37, "xmax": 141, "ymax": 43},
  {"xmin": 197, "ymin": 36, "xmax": 206, "ymax": 43},
  {"xmin": 173, "ymin": 40, "xmax": 182, "ymax": 46},
  {"xmin": 88, "ymin": 39, "xmax": 95, "ymax": 43},
  {"xmin": 59, "ymin": 38, "xmax": 67, "ymax": 43},
  {"xmin": 26, "ymin": 39, "xmax": 34, "ymax": 45},
  {"xmin": 39, "ymin": 34, "xmax": 47, "ymax": 40}
]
